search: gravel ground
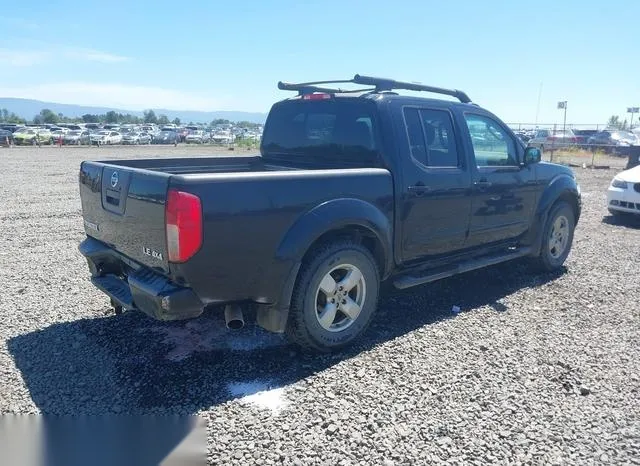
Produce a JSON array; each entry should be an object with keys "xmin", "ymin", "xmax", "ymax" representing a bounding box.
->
[{"xmin": 1, "ymin": 146, "xmax": 639, "ymax": 465}]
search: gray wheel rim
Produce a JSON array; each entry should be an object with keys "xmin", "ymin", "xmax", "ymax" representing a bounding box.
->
[
  {"xmin": 315, "ymin": 264, "xmax": 366, "ymax": 332},
  {"xmin": 549, "ymin": 215, "xmax": 569, "ymax": 259}
]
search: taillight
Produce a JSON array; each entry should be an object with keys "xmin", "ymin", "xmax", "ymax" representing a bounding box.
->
[{"xmin": 165, "ymin": 189, "xmax": 202, "ymax": 263}]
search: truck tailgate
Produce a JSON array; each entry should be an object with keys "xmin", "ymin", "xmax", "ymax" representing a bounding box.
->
[{"xmin": 79, "ymin": 161, "xmax": 171, "ymax": 273}]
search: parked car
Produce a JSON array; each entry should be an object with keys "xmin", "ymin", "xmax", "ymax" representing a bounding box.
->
[
  {"xmin": 1, "ymin": 124, "xmax": 22, "ymax": 133},
  {"xmin": 64, "ymin": 130, "xmax": 92, "ymax": 145},
  {"xmin": 0, "ymin": 128, "xmax": 14, "ymax": 146},
  {"xmin": 185, "ymin": 130, "xmax": 206, "ymax": 144},
  {"xmin": 527, "ymin": 129, "xmax": 577, "ymax": 152},
  {"xmin": 140, "ymin": 125, "xmax": 158, "ymax": 136},
  {"xmin": 13, "ymin": 127, "xmax": 53, "ymax": 145},
  {"xmin": 138, "ymin": 132, "xmax": 152, "ymax": 144},
  {"xmin": 61, "ymin": 124, "xmax": 84, "ymax": 131},
  {"xmin": 121, "ymin": 132, "xmax": 152, "ymax": 145},
  {"xmin": 152, "ymin": 130, "xmax": 179, "ymax": 145},
  {"xmin": 78, "ymin": 74, "xmax": 581, "ymax": 351},
  {"xmin": 587, "ymin": 130, "xmax": 638, "ymax": 153},
  {"xmin": 50, "ymin": 127, "xmax": 69, "ymax": 143},
  {"xmin": 514, "ymin": 130, "xmax": 534, "ymax": 143},
  {"xmin": 91, "ymin": 130, "xmax": 122, "ymax": 145},
  {"xmin": 119, "ymin": 126, "xmax": 136, "ymax": 136},
  {"xmin": 211, "ymin": 130, "xmax": 235, "ymax": 144},
  {"xmin": 573, "ymin": 129, "xmax": 598, "ymax": 148},
  {"xmin": 177, "ymin": 127, "xmax": 189, "ymax": 143},
  {"xmin": 121, "ymin": 132, "xmax": 141, "ymax": 145},
  {"xmin": 607, "ymin": 165, "xmax": 640, "ymax": 216}
]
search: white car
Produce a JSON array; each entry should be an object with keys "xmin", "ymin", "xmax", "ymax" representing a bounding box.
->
[
  {"xmin": 185, "ymin": 130, "xmax": 206, "ymax": 144},
  {"xmin": 607, "ymin": 165, "xmax": 640, "ymax": 216},
  {"xmin": 91, "ymin": 130, "xmax": 122, "ymax": 145}
]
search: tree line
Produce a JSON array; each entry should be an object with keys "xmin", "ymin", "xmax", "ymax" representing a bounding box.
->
[
  {"xmin": 0, "ymin": 108, "xmax": 263, "ymax": 129},
  {"xmin": 606, "ymin": 115, "xmax": 634, "ymax": 131}
]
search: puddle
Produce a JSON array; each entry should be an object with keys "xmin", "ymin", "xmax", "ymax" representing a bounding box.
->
[
  {"xmin": 149, "ymin": 317, "xmax": 287, "ymax": 362},
  {"xmin": 227, "ymin": 381, "xmax": 288, "ymax": 414}
]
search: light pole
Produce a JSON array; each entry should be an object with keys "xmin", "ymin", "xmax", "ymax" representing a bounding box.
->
[
  {"xmin": 627, "ymin": 107, "xmax": 639, "ymax": 130},
  {"xmin": 535, "ymin": 82, "xmax": 543, "ymax": 127}
]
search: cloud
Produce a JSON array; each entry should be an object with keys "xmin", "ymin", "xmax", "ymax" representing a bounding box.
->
[
  {"xmin": 0, "ymin": 46, "xmax": 129, "ymax": 67},
  {"xmin": 0, "ymin": 49, "xmax": 47, "ymax": 67},
  {"xmin": 63, "ymin": 48, "xmax": 129, "ymax": 63},
  {"xmin": 0, "ymin": 82, "xmax": 230, "ymax": 111}
]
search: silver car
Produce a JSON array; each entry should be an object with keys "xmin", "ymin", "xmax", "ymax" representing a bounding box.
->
[{"xmin": 527, "ymin": 129, "xmax": 577, "ymax": 152}]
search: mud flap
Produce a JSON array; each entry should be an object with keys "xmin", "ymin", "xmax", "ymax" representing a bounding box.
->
[
  {"xmin": 256, "ymin": 262, "xmax": 301, "ymax": 333},
  {"xmin": 256, "ymin": 306, "xmax": 289, "ymax": 333}
]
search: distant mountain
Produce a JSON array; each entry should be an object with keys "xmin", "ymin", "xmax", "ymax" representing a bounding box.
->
[{"xmin": 0, "ymin": 98, "xmax": 267, "ymax": 124}]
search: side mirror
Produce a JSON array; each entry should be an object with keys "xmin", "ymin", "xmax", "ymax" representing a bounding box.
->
[{"xmin": 524, "ymin": 146, "xmax": 541, "ymax": 165}]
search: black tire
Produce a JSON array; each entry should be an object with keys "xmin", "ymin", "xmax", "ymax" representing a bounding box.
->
[
  {"xmin": 286, "ymin": 241, "xmax": 380, "ymax": 352},
  {"xmin": 531, "ymin": 201, "xmax": 575, "ymax": 272}
]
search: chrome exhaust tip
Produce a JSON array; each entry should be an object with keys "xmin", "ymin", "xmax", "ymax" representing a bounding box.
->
[{"xmin": 224, "ymin": 304, "xmax": 245, "ymax": 330}]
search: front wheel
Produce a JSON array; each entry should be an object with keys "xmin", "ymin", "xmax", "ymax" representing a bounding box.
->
[
  {"xmin": 287, "ymin": 241, "xmax": 380, "ymax": 352},
  {"xmin": 531, "ymin": 201, "xmax": 575, "ymax": 272}
]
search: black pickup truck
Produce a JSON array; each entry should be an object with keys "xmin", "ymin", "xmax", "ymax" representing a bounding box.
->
[{"xmin": 78, "ymin": 75, "xmax": 581, "ymax": 351}]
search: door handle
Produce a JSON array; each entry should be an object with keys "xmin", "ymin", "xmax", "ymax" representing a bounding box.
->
[
  {"xmin": 474, "ymin": 180, "xmax": 493, "ymax": 188},
  {"xmin": 408, "ymin": 183, "xmax": 430, "ymax": 195}
]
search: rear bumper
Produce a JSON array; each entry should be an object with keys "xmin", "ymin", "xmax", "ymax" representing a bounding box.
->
[{"xmin": 79, "ymin": 237, "xmax": 204, "ymax": 321}]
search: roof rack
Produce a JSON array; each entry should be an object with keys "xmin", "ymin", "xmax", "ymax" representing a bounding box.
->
[{"xmin": 277, "ymin": 74, "xmax": 471, "ymax": 103}]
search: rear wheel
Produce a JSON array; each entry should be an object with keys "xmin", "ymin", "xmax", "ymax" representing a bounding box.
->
[
  {"xmin": 531, "ymin": 201, "xmax": 575, "ymax": 272},
  {"xmin": 287, "ymin": 241, "xmax": 380, "ymax": 352}
]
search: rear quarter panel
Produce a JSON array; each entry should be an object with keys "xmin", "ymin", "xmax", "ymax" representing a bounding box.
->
[{"xmin": 168, "ymin": 168, "xmax": 394, "ymax": 306}]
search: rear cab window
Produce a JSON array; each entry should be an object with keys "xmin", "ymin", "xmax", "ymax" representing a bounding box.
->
[{"xmin": 261, "ymin": 98, "xmax": 380, "ymax": 167}]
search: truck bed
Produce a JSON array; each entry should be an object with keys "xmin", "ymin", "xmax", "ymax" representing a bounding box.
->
[{"xmin": 95, "ymin": 155, "xmax": 269, "ymax": 174}]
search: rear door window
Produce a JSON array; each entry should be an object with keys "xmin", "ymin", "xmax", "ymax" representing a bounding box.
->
[
  {"xmin": 403, "ymin": 107, "xmax": 460, "ymax": 168},
  {"xmin": 261, "ymin": 99, "xmax": 379, "ymax": 166}
]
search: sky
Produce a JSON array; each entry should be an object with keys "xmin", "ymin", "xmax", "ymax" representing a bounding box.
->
[{"xmin": 1, "ymin": 0, "xmax": 639, "ymax": 125}]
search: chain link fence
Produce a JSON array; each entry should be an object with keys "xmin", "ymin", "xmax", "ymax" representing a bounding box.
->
[{"xmin": 506, "ymin": 123, "xmax": 639, "ymax": 170}]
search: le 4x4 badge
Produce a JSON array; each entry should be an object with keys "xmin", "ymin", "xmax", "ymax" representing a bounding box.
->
[{"xmin": 142, "ymin": 246, "xmax": 163, "ymax": 261}]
